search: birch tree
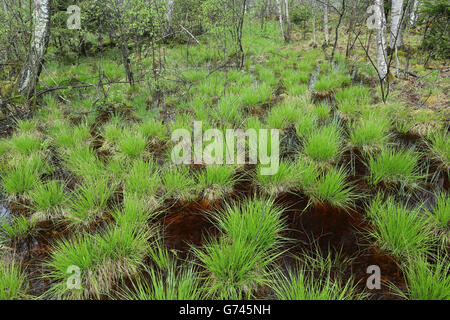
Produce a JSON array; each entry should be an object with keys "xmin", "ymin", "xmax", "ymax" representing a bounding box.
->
[
  {"xmin": 165, "ymin": 0, "xmax": 175, "ymax": 37},
  {"xmin": 389, "ymin": 0, "xmax": 404, "ymax": 49},
  {"xmin": 375, "ymin": 0, "xmax": 388, "ymax": 81},
  {"xmin": 284, "ymin": 0, "xmax": 291, "ymax": 41},
  {"xmin": 324, "ymin": 0, "xmax": 329, "ymax": 45},
  {"xmin": 312, "ymin": 0, "xmax": 317, "ymax": 46},
  {"xmin": 276, "ymin": 0, "xmax": 285, "ymax": 41},
  {"xmin": 409, "ymin": 0, "xmax": 419, "ymax": 25},
  {"xmin": 18, "ymin": 0, "xmax": 51, "ymax": 99}
]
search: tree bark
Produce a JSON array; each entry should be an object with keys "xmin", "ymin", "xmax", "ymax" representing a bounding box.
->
[
  {"xmin": 284, "ymin": 0, "xmax": 291, "ymax": 41},
  {"xmin": 409, "ymin": 0, "xmax": 419, "ymax": 25},
  {"xmin": 324, "ymin": 0, "xmax": 329, "ymax": 45},
  {"xmin": 312, "ymin": 0, "xmax": 317, "ymax": 46},
  {"xmin": 276, "ymin": 0, "xmax": 285, "ymax": 41},
  {"xmin": 18, "ymin": 0, "xmax": 51, "ymax": 99},
  {"xmin": 375, "ymin": 0, "xmax": 388, "ymax": 81},
  {"xmin": 389, "ymin": 0, "xmax": 404, "ymax": 49},
  {"xmin": 164, "ymin": 0, "xmax": 175, "ymax": 37}
]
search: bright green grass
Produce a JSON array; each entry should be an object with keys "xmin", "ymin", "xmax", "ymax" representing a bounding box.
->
[
  {"xmin": 8, "ymin": 133, "xmax": 43, "ymax": 156},
  {"xmin": 308, "ymin": 167, "xmax": 357, "ymax": 209},
  {"xmin": 63, "ymin": 145, "xmax": 105, "ymax": 179},
  {"xmin": 271, "ymin": 268, "xmax": 362, "ymax": 300},
  {"xmin": 256, "ymin": 161, "xmax": 300, "ymax": 196},
  {"xmin": 195, "ymin": 165, "xmax": 236, "ymax": 200},
  {"xmin": 46, "ymin": 223, "xmax": 151, "ymax": 299},
  {"xmin": 266, "ymin": 99, "xmax": 303, "ymax": 129},
  {"xmin": 215, "ymin": 198, "xmax": 286, "ymax": 253},
  {"xmin": 394, "ymin": 256, "xmax": 450, "ymax": 300},
  {"xmin": 0, "ymin": 215, "xmax": 36, "ymax": 242},
  {"xmin": 314, "ymin": 71, "xmax": 351, "ymax": 92},
  {"xmin": 123, "ymin": 265, "xmax": 203, "ymax": 300},
  {"xmin": 296, "ymin": 156, "xmax": 321, "ymax": 190},
  {"xmin": 349, "ymin": 113, "xmax": 392, "ymax": 153},
  {"xmin": 118, "ymin": 130, "xmax": 147, "ymax": 158},
  {"xmin": 0, "ymin": 262, "xmax": 28, "ymax": 300},
  {"xmin": 103, "ymin": 122, "xmax": 123, "ymax": 145},
  {"xmin": 367, "ymin": 195, "xmax": 434, "ymax": 258},
  {"xmin": 214, "ymin": 93, "xmax": 243, "ymax": 124},
  {"xmin": 311, "ymin": 103, "xmax": 331, "ymax": 121},
  {"xmin": 51, "ymin": 123, "xmax": 90, "ymax": 149},
  {"xmin": 304, "ymin": 123, "xmax": 343, "ymax": 165},
  {"xmin": 427, "ymin": 130, "xmax": 449, "ymax": 170},
  {"xmin": 295, "ymin": 112, "xmax": 318, "ymax": 138},
  {"xmin": 139, "ymin": 119, "xmax": 167, "ymax": 142},
  {"xmin": 1, "ymin": 155, "xmax": 48, "ymax": 196},
  {"xmin": 368, "ymin": 147, "xmax": 423, "ymax": 187},
  {"xmin": 192, "ymin": 236, "xmax": 273, "ymax": 299},
  {"xmin": 124, "ymin": 159, "xmax": 160, "ymax": 199},
  {"xmin": 68, "ymin": 177, "xmax": 117, "ymax": 227},
  {"xmin": 162, "ymin": 166, "xmax": 197, "ymax": 200},
  {"xmin": 15, "ymin": 119, "xmax": 38, "ymax": 133},
  {"xmin": 335, "ymin": 86, "xmax": 372, "ymax": 109},
  {"xmin": 28, "ymin": 180, "xmax": 66, "ymax": 215},
  {"xmin": 426, "ymin": 192, "xmax": 450, "ymax": 230},
  {"xmin": 193, "ymin": 198, "xmax": 285, "ymax": 299},
  {"xmin": 241, "ymin": 83, "xmax": 272, "ymax": 107},
  {"xmin": 112, "ymin": 194, "xmax": 159, "ymax": 229}
]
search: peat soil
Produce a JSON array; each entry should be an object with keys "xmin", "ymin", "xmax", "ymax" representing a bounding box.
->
[{"xmin": 274, "ymin": 193, "xmax": 405, "ymax": 300}]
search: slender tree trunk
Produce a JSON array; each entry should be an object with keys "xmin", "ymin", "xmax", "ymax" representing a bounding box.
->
[
  {"xmin": 324, "ymin": 0, "xmax": 329, "ymax": 45},
  {"xmin": 164, "ymin": 0, "xmax": 175, "ymax": 37},
  {"xmin": 284, "ymin": 0, "xmax": 291, "ymax": 41},
  {"xmin": 375, "ymin": 0, "xmax": 388, "ymax": 81},
  {"xmin": 18, "ymin": 0, "xmax": 51, "ymax": 99},
  {"xmin": 409, "ymin": 0, "xmax": 419, "ymax": 25},
  {"xmin": 312, "ymin": 0, "xmax": 317, "ymax": 46},
  {"xmin": 276, "ymin": 0, "xmax": 285, "ymax": 41},
  {"xmin": 389, "ymin": 0, "xmax": 404, "ymax": 49}
]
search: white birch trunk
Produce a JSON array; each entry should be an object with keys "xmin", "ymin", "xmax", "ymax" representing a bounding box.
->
[
  {"xmin": 375, "ymin": 0, "xmax": 388, "ymax": 81},
  {"xmin": 276, "ymin": 0, "xmax": 285, "ymax": 41},
  {"xmin": 312, "ymin": 0, "xmax": 316, "ymax": 45},
  {"xmin": 409, "ymin": 0, "xmax": 419, "ymax": 25},
  {"xmin": 389, "ymin": 0, "xmax": 404, "ymax": 49},
  {"xmin": 19, "ymin": 0, "xmax": 50, "ymax": 98},
  {"xmin": 324, "ymin": 0, "xmax": 329, "ymax": 45},
  {"xmin": 284, "ymin": 0, "xmax": 291, "ymax": 40},
  {"xmin": 165, "ymin": 0, "xmax": 175, "ymax": 36}
]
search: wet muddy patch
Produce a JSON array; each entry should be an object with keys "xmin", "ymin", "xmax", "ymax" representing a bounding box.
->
[
  {"xmin": 160, "ymin": 199, "xmax": 220, "ymax": 257},
  {"xmin": 274, "ymin": 192, "xmax": 405, "ymax": 299}
]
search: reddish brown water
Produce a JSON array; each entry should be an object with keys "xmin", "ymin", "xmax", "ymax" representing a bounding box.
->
[
  {"xmin": 161, "ymin": 199, "xmax": 220, "ymax": 257},
  {"xmin": 275, "ymin": 192, "xmax": 405, "ymax": 299}
]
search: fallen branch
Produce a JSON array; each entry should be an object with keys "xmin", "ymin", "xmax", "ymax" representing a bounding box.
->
[{"xmin": 180, "ymin": 25, "xmax": 200, "ymax": 44}]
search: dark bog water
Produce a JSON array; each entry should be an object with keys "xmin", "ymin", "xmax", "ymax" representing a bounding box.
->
[
  {"xmin": 161, "ymin": 199, "xmax": 219, "ymax": 257},
  {"xmin": 275, "ymin": 192, "xmax": 405, "ymax": 300}
]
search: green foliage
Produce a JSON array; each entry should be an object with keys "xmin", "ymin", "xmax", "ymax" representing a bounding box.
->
[
  {"xmin": 420, "ymin": 0, "xmax": 450, "ymax": 59},
  {"xmin": 46, "ymin": 223, "xmax": 151, "ymax": 299},
  {"xmin": 368, "ymin": 148, "xmax": 423, "ymax": 187},
  {"xmin": 308, "ymin": 167, "xmax": 357, "ymax": 209},
  {"xmin": 395, "ymin": 255, "xmax": 450, "ymax": 300},
  {"xmin": 367, "ymin": 195, "xmax": 434, "ymax": 258},
  {"xmin": 271, "ymin": 268, "xmax": 361, "ymax": 300},
  {"xmin": 196, "ymin": 165, "xmax": 236, "ymax": 200},
  {"xmin": 0, "ymin": 262, "xmax": 28, "ymax": 300},
  {"xmin": 304, "ymin": 123, "xmax": 343, "ymax": 165},
  {"xmin": 28, "ymin": 180, "xmax": 66, "ymax": 215},
  {"xmin": 124, "ymin": 265, "xmax": 204, "ymax": 300}
]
